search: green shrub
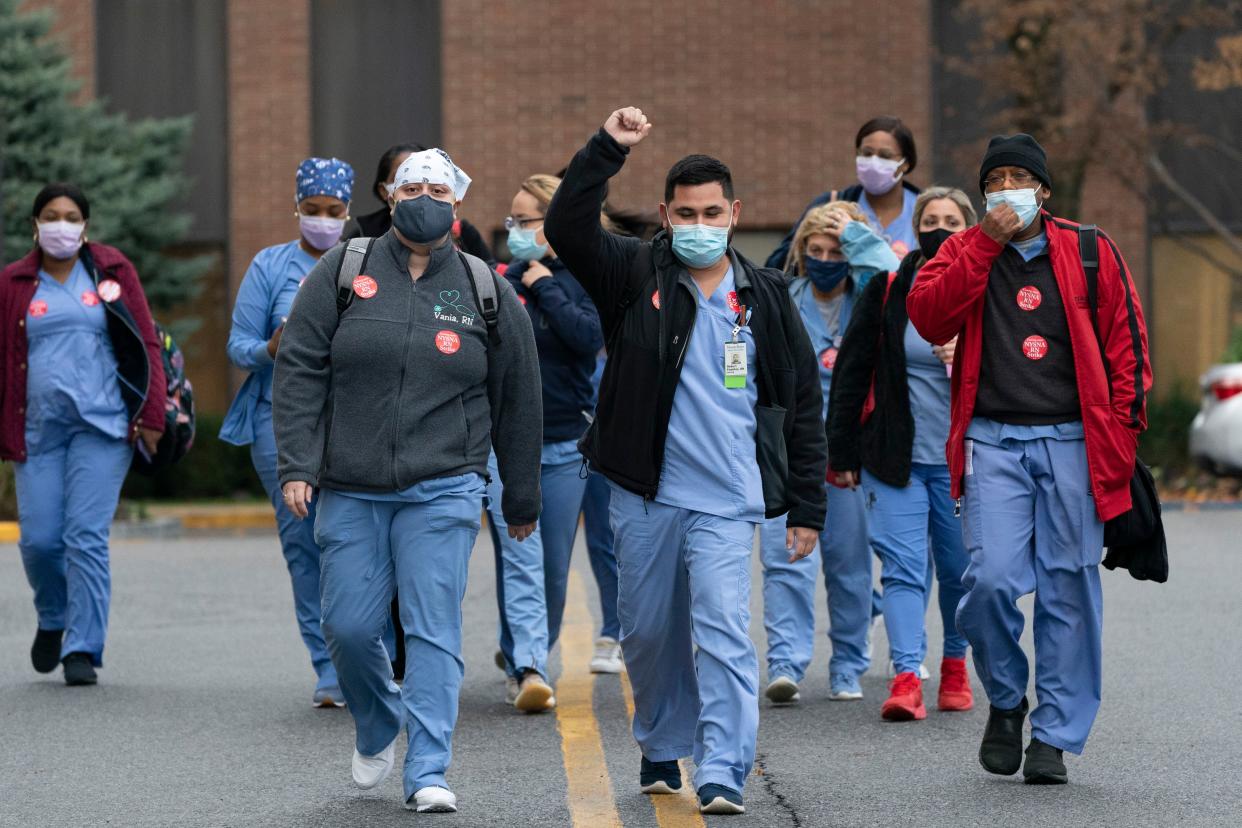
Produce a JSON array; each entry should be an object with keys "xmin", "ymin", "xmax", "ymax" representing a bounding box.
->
[
  {"xmin": 1139, "ymin": 384, "xmax": 1199, "ymax": 480},
  {"xmin": 0, "ymin": 461, "xmax": 15, "ymax": 520},
  {"xmin": 1223, "ymin": 326, "xmax": 1242, "ymax": 363},
  {"xmin": 122, "ymin": 412, "xmax": 265, "ymax": 501}
]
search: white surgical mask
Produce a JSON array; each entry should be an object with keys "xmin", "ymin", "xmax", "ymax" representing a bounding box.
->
[{"xmin": 985, "ymin": 187, "xmax": 1042, "ymax": 229}]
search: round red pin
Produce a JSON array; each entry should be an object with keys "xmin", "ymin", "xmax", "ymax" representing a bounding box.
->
[
  {"xmin": 97, "ymin": 279, "xmax": 122, "ymax": 303},
  {"xmin": 820, "ymin": 347, "xmax": 838, "ymax": 370},
  {"xmin": 352, "ymin": 275, "xmax": 378, "ymax": 299},
  {"xmin": 435, "ymin": 330, "xmax": 461, "ymax": 354},
  {"xmin": 29, "ymin": 300, "xmax": 48, "ymax": 318},
  {"xmin": 651, "ymin": 290, "xmax": 661, "ymax": 310},
  {"xmin": 1022, "ymin": 335, "xmax": 1049, "ymax": 360},
  {"xmin": 726, "ymin": 290, "xmax": 741, "ymax": 314},
  {"xmin": 1017, "ymin": 286, "xmax": 1042, "ymax": 311},
  {"xmin": 81, "ymin": 291, "xmax": 99, "ymax": 307}
]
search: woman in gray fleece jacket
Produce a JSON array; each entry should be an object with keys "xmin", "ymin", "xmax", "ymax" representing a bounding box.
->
[{"xmin": 272, "ymin": 149, "xmax": 542, "ymax": 815}]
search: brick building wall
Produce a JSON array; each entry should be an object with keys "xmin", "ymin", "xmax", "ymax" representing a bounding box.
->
[
  {"xmin": 22, "ymin": 0, "xmax": 94, "ymax": 100},
  {"xmin": 442, "ymin": 0, "xmax": 935, "ymax": 244}
]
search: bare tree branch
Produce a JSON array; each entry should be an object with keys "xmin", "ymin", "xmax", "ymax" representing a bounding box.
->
[{"xmin": 1148, "ymin": 151, "xmax": 1242, "ymax": 261}]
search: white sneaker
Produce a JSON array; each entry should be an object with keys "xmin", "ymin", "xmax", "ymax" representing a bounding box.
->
[
  {"xmin": 765, "ymin": 675, "xmax": 801, "ymax": 704},
  {"xmin": 886, "ymin": 661, "xmax": 931, "ymax": 680},
  {"xmin": 351, "ymin": 736, "xmax": 397, "ymax": 789},
  {"xmin": 514, "ymin": 672, "xmax": 554, "ymax": 713},
  {"xmin": 505, "ymin": 675, "xmax": 519, "ymax": 705},
  {"xmin": 589, "ymin": 637, "xmax": 624, "ymax": 674},
  {"xmin": 406, "ymin": 786, "xmax": 457, "ymax": 813}
]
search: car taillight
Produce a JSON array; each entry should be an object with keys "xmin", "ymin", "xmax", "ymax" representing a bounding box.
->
[{"xmin": 1211, "ymin": 381, "xmax": 1242, "ymax": 401}]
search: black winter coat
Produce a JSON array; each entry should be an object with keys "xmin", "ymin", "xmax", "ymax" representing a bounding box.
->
[
  {"xmin": 826, "ymin": 251, "xmax": 924, "ymax": 487},
  {"xmin": 545, "ymin": 129, "xmax": 827, "ymax": 530}
]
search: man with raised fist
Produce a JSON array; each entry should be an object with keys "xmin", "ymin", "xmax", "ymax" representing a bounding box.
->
[{"xmin": 545, "ymin": 108, "xmax": 827, "ymax": 815}]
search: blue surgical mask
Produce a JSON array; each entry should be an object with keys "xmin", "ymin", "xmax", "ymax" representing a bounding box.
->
[
  {"xmin": 668, "ymin": 221, "xmax": 730, "ymax": 269},
  {"xmin": 392, "ymin": 195, "xmax": 455, "ymax": 243},
  {"xmin": 804, "ymin": 257, "xmax": 850, "ymax": 292},
  {"xmin": 507, "ymin": 226, "xmax": 548, "ymax": 262},
  {"xmin": 984, "ymin": 187, "xmax": 1042, "ymax": 229}
]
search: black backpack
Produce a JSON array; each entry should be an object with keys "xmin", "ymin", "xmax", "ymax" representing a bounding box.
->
[{"xmin": 131, "ymin": 321, "xmax": 196, "ymax": 475}]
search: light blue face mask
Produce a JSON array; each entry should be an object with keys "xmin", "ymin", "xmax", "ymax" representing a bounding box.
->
[
  {"xmin": 985, "ymin": 187, "xmax": 1042, "ymax": 230},
  {"xmin": 668, "ymin": 219, "xmax": 731, "ymax": 269},
  {"xmin": 507, "ymin": 225, "xmax": 548, "ymax": 262}
]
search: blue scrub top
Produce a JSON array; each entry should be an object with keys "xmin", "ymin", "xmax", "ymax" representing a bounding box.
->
[
  {"xmin": 657, "ymin": 266, "xmax": 765, "ymax": 524},
  {"xmin": 904, "ymin": 316, "xmax": 952, "ymax": 466},
  {"xmin": 25, "ymin": 260, "xmax": 128, "ymax": 454},
  {"xmin": 1010, "ymin": 231, "xmax": 1049, "ymax": 262},
  {"xmin": 858, "ymin": 188, "xmax": 918, "ymax": 259}
]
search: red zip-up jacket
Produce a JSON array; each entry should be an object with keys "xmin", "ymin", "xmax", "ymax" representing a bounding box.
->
[
  {"xmin": 1, "ymin": 242, "xmax": 166, "ymax": 462},
  {"xmin": 906, "ymin": 213, "xmax": 1151, "ymax": 522}
]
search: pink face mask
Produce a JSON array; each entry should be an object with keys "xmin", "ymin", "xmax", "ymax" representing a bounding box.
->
[
  {"xmin": 856, "ymin": 156, "xmax": 904, "ymax": 196},
  {"xmin": 37, "ymin": 220, "xmax": 85, "ymax": 260}
]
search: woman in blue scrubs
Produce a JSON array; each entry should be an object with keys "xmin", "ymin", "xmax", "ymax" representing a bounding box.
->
[
  {"xmin": 486, "ymin": 173, "xmax": 606, "ymax": 712},
  {"xmin": 220, "ymin": 157, "xmax": 354, "ymax": 708},
  {"xmin": 759, "ymin": 201, "xmax": 898, "ymax": 704},
  {"xmin": 1, "ymin": 183, "xmax": 166, "ymax": 686},
  {"xmin": 828, "ymin": 187, "xmax": 979, "ymax": 721}
]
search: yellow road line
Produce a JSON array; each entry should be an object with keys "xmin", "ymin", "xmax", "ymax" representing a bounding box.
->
[
  {"xmin": 620, "ymin": 672, "xmax": 707, "ymax": 828},
  {"xmin": 556, "ymin": 569, "xmax": 623, "ymax": 828}
]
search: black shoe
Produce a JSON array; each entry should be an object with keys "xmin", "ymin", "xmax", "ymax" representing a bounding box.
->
[
  {"xmin": 1023, "ymin": 738, "xmax": 1068, "ymax": 784},
  {"xmin": 62, "ymin": 652, "xmax": 97, "ymax": 686},
  {"xmin": 31, "ymin": 628, "xmax": 64, "ymax": 673},
  {"xmin": 640, "ymin": 756, "xmax": 682, "ymax": 794},
  {"xmin": 979, "ymin": 697, "xmax": 1028, "ymax": 775},
  {"xmin": 698, "ymin": 783, "xmax": 745, "ymax": 815}
]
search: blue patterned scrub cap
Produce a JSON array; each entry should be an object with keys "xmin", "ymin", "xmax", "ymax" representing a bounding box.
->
[{"xmin": 296, "ymin": 157, "xmax": 354, "ymax": 203}]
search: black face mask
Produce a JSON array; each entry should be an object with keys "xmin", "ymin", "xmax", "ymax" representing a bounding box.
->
[
  {"xmin": 392, "ymin": 195, "xmax": 455, "ymax": 244},
  {"xmin": 918, "ymin": 228, "xmax": 954, "ymax": 260}
]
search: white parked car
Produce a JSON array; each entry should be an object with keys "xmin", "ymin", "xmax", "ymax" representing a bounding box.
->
[{"xmin": 1190, "ymin": 362, "xmax": 1242, "ymax": 475}]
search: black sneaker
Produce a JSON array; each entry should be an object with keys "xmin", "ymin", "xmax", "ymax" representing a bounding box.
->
[
  {"xmin": 639, "ymin": 756, "xmax": 682, "ymax": 794},
  {"xmin": 698, "ymin": 783, "xmax": 744, "ymax": 815},
  {"xmin": 979, "ymin": 697, "xmax": 1028, "ymax": 775},
  {"xmin": 1023, "ymin": 737, "xmax": 1068, "ymax": 785},
  {"xmin": 62, "ymin": 652, "xmax": 97, "ymax": 686},
  {"xmin": 31, "ymin": 628, "xmax": 63, "ymax": 674}
]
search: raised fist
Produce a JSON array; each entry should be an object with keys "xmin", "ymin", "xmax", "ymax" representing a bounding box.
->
[{"xmin": 604, "ymin": 107, "xmax": 652, "ymax": 148}]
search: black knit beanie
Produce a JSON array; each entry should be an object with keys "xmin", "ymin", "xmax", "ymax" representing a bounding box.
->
[{"xmin": 978, "ymin": 134, "xmax": 1051, "ymax": 194}]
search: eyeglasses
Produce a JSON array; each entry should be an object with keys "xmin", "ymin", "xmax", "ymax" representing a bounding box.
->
[
  {"xmin": 504, "ymin": 216, "xmax": 543, "ymax": 231},
  {"xmin": 983, "ymin": 171, "xmax": 1039, "ymax": 191}
]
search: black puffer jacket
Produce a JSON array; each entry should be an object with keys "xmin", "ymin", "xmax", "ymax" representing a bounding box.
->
[{"xmin": 826, "ymin": 250, "xmax": 924, "ymax": 487}]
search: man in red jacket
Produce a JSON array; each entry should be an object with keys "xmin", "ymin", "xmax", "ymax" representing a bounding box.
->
[{"xmin": 907, "ymin": 134, "xmax": 1150, "ymax": 785}]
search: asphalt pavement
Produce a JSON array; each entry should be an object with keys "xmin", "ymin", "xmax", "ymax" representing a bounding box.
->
[{"xmin": 1, "ymin": 511, "xmax": 1239, "ymax": 827}]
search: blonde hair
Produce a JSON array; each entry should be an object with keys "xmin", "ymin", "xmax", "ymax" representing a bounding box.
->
[
  {"xmin": 912, "ymin": 187, "xmax": 978, "ymax": 234},
  {"xmin": 521, "ymin": 173, "xmax": 618, "ymax": 233},
  {"xmin": 788, "ymin": 201, "xmax": 868, "ymax": 276}
]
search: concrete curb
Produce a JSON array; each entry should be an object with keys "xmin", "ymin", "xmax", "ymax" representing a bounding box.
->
[{"xmin": 0, "ymin": 506, "xmax": 276, "ymax": 543}]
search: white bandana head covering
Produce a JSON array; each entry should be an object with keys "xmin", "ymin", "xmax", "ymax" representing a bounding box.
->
[{"xmin": 387, "ymin": 149, "xmax": 472, "ymax": 200}]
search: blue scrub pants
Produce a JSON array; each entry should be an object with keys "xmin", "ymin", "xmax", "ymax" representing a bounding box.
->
[
  {"xmin": 862, "ymin": 463, "xmax": 969, "ymax": 675},
  {"xmin": 538, "ymin": 441, "xmax": 590, "ymax": 651},
  {"xmin": 581, "ymin": 470, "xmax": 620, "ymax": 640},
  {"xmin": 610, "ymin": 486, "xmax": 758, "ymax": 792},
  {"xmin": 760, "ymin": 482, "xmax": 872, "ymax": 682},
  {"xmin": 958, "ymin": 431, "xmax": 1104, "ymax": 754},
  {"xmin": 486, "ymin": 454, "xmax": 549, "ymax": 680},
  {"xmin": 315, "ymin": 481, "xmax": 483, "ymax": 797},
  {"xmin": 251, "ymin": 402, "xmax": 338, "ymax": 691},
  {"xmin": 16, "ymin": 427, "xmax": 131, "ymax": 666}
]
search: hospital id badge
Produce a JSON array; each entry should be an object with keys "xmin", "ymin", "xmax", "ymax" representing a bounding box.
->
[{"xmin": 724, "ymin": 341, "xmax": 747, "ymax": 389}]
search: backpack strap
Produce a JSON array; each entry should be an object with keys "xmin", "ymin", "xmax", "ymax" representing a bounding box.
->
[
  {"xmin": 336, "ymin": 237, "xmax": 374, "ymax": 314},
  {"xmin": 458, "ymin": 251, "xmax": 502, "ymax": 346},
  {"xmin": 1078, "ymin": 224, "xmax": 1111, "ymax": 381}
]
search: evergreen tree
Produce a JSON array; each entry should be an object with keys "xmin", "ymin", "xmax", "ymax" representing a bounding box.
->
[{"xmin": 0, "ymin": 0, "xmax": 206, "ymax": 313}]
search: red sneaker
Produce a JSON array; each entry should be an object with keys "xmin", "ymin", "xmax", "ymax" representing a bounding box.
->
[
  {"xmin": 880, "ymin": 672, "xmax": 926, "ymax": 721},
  {"xmin": 938, "ymin": 657, "xmax": 974, "ymax": 711}
]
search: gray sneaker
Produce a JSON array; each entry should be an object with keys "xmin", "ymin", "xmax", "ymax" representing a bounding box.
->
[{"xmin": 313, "ymin": 686, "xmax": 345, "ymax": 708}]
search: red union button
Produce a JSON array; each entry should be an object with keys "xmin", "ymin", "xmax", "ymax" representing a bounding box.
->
[
  {"xmin": 352, "ymin": 275, "xmax": 377, "ymax": 299},
  {"xmin": 81, "ymin": 291, "xmax": 100, "ymax": 307},
  {"xmin": 98, "ymin": 279, "xmax": 122, "ymax": 303},
  {"xmin": 1017, "ymin": 286, "xmax": 1042, "ymax": 311},
  {"xmin": 435, "ymin": 330, "xmax": 461, "ymax": 354},
  {"xmin": 29, "ymin": 299, "xmax": 48, "ymax": 317},
  {"xmin": 1022, "ymin": 335, "xmax": 1049, "ymax": 360},
  {"xmin": 820, "ymin": 347, "xmax": 838, "ymax": 370},
  {"xmin": 726, "ymin": 290, "xmax": 741, "ymax": 314},
  {"xmin": 651, "ymin": 289, "xmax": 661, "ymax": 310}
]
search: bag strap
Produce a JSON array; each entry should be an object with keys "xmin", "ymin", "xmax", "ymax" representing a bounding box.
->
[
  {"xmin": 459, "ymin": 251, "xmax": 502, "ymax": 346},
  {"xmin": 336, "ymin": 237, "xmax": 374, "ymax": 314},
  {"xmin": 1078, "ymin": 225, "xmax": 1112, "ymax": 381}
]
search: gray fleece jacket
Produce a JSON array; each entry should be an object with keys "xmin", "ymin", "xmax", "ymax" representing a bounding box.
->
[{"xmin": 273, "ymin": 231, "xmax": 543, "ymax": 524}]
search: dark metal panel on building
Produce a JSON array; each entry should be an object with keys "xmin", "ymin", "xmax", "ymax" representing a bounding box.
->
[
  {"xmin": 94, "ymin": 0, "xmax": 228, "ymax": 243},
  {"xmin": 310, "ymin": 0, "xmax": 441, "ymax": 215}
]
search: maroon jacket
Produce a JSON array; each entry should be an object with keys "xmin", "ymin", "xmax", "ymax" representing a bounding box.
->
[
  {"xmin": 1, "ymin": 242, "xmax": 166, "ymax": 461},
  {"xmin": 907, "ymin": 214, "xmax": 1151, "ymax": 522}
]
